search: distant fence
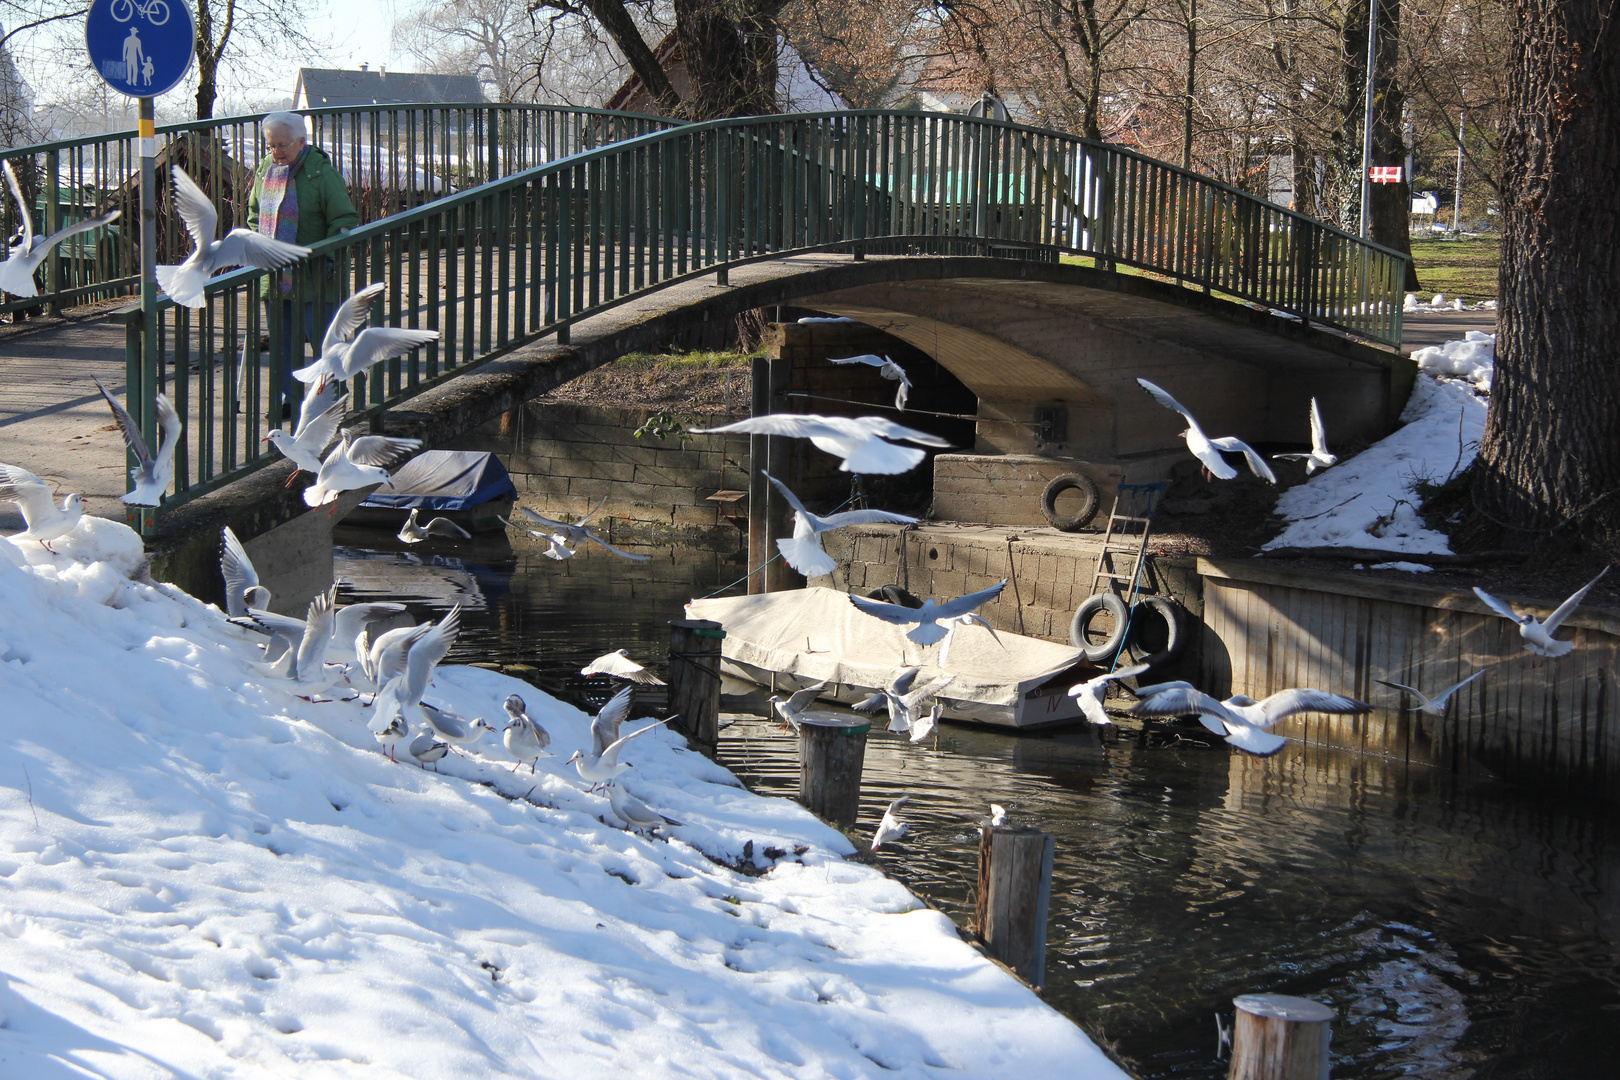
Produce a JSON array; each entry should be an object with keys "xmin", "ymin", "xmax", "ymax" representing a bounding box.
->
[{"xmin": 1198, "ymin": 558, "xmax": 1618, "ymax": 800}]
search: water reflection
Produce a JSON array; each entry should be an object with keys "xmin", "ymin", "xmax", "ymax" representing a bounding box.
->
[{"xmin": 333, "ymin": 534, "xmax": 1620, "ymax": 1080}]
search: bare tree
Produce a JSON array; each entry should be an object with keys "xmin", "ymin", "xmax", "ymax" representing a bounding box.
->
[{"xmin": 192, "ymin": 0, "xmax": 326, "ymax": 120}]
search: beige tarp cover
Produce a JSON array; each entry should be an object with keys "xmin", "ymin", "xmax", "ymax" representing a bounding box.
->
[{"xmin": 687, "ymin": 587, "xmax": 1090, "ymax": 723}]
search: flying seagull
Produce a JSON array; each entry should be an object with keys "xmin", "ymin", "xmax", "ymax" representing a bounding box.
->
[
  {"xmin": 1067, "ymin": 663, "xmax": 1151, "ymax": 726},
  {"xmin": 1130, "ymin": 682, "xmax": 1371, "ymax": 756},
  {"xmin": 1473, "ymin": 567, "xmax": 1610, "ymax": 658},
  {"xmin": 871, "ymin": 796, "xmax": 910, "ymax": 852},
  {"xmin": 1136, "ymin": 378, "xmax": 1276, "ymax": 483},
  {"xmin": 398, "ymin": 509, "xmax": 471, "ymax": 545},
  {"xmin": 1271, "ymin": 398, "xmax": 1338, "ymax": 474},
  {"xmin": 499, "ymin": 515, "xmax": 574, "ymax": 561},
  {"xmin": 156, "ymin": 166, "xmax": 311, "ymax": 309},
  {"xmin": 828, "ymin": 353, "xmax": 913, "ymax": 411},
  {"xmin": 769, "ymin": 680, "xmax": 829, "ymax": 733},
  {"xmin": 0, "ymin": 463, "xmax": 82, "ymax": 554},
  {"xmin": 581, "ymin": 649, "xmax": 664, "ymax": 686},
  {"xmin": 220, "ymin": 526, "xmax": 271, "ymax": 618},
  {"xmin": 366, "ymin": 605, "xmax": 463, "ymax": 738},
  {"xmin": 0, "ymin": 161, "xmax": 120, "ymax": 297},
  {"xmin": 513, "ymin": 499, "xmax": 650, "ymax": 561},
  {"xmin": 1376, "ymin": 669, "xmax": 1487, "ymax": 715},
  {"xmin": 94, "ymin": 378, "xmax": 182, "ymax": 507},
  {"xmin": 303, "ymin": 432, "xmax": 422, "ymax": 509},
  {"xmin": 263, "ymin": 380, "xmax": 346, "ymax": 486},
  {"xmin": 849, "ymin": 579, "xmax": 1008, "ymax": 646},
  {"xmin": 291, "ymin": 281, "xmax": 440, "ymax": 385},
  {"xmin": 689, "ymin": 414, "xmax": 951, "ymax": 475},
  {"xmin": 762, "ymin": 470, "xmax": 917, "ymax": 577},
  {"xmin": 853, "ymin": 667, "xmax": 952, "ymax": 734}
]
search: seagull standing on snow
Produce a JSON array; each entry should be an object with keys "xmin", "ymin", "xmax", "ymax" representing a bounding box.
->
[
  {"xmin": 220, "ymin": 526, "xmax": 271, "ymax": 617},
  {"xmin": 1271, "ymin": 398, "xmax": 1338, "ymax": 474},
  {"xmin": 849, "ymin": 579, "xmax": 1008, "ymax": 645},
  {"xmin": 581, "ymin": 649, "xmax": 665, "ymax": 685},
  {"xmin": 502, "ymin": 694, "xmax": 551, "ymax": 772},
  {"xmin": 156, "ymin": 166, "xmax": 311, "ymax": 309},
  {"xmin": 762, "ymin": 470, "xmax": 917, "ymax": 577},
  {"xmin": 1136, "ymin": 378, "xmax": 1276, "ymax": 483},
  {"xmin": 828, "ymin": 353, "xmax": 913, "ymax": 411},
  {"xmin": 263, "ymin": 381, "xmax": 345, "ymax": 486},
  {"xmin": 94, "ymin": 378, "xmax": 182, "ymax": 507},
  {"xmin": 0, "ymin": 161, "xmax": 120, "ymax": 297},
  {"xmin": 607, "ymin": 782, "xmax": 682, "ymax": 835},
  {"xmin": 871, "ymin": 796, "xmax": 910, "ymax": 851},
  {"xmin": 398, "ymin": 509, "xmax": 470, "ymax": 544},
  {"xmin": 1377, "ymin": 669, "xmax": 1487, "ymax": 715},
  {"xmin": 0, "ymin": 463, "xmax": 82, "ymax": 553},
  {"xmin": 1130, "ymin": 683, "xmax": 1371, "ymax": 756},
  {"xmin": 566, "ymin": 713, "xmax": 674, "ymax": 790},
  {"xmin": 303, "ymin": 432, "xmax": 422, "ymax": 509},
  {"xmin": 690, "ymin": 414, "xmax": 951, "ymax": 474},
  {"xmin": 769, "ymin": 680, "xmax": 829, "ymax": 733},
  {"xmin": 408, "ymin": 731, "xmax": 450, "ymax": 771},
  {"xmin": 291, "ymin": 280, "xmax": 440, "ymax": 386},
  {"xmin": 1068, "ymin": 663, "xmax": 1150, "ymax": 726},
  {"xmin": 510, "ymin": 499, "xmax": 651, "ymax": 561},
  {"xmin": 1473, "ymin": 567, "xmax": 1610, "ymax": 658}
]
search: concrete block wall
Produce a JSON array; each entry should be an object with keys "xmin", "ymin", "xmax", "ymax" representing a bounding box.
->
[
  {"xmin": 449, "ymin": 402, "xmax": 750, "ymax": 546},
  {"xmin": 932, "ymin": 454, "xmax": 1129, "ymax": 527}
]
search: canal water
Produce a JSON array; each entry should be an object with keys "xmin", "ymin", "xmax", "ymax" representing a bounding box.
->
[{"xmin": 334, "ymin": 530, "xmax": 1620, "ymax": 1080}]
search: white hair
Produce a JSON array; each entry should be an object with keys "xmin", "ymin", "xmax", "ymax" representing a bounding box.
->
[{"xmin": 261, "ymin": 112, "xmax": 308, "ymax": 141}]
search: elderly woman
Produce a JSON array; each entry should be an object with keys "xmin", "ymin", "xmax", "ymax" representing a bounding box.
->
[{"xmin": 247, "ymin": 111, "xmax": 359, "ymax": 418}]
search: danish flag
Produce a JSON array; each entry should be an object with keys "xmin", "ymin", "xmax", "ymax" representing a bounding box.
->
[{"xmin": 1369, "ymin": 166, "xmax": 1404, "ymax": 184}]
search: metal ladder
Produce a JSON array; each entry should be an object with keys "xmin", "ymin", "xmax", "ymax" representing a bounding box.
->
[{"xmin": 1088, "ymin": 483, "xmax": 1165, "ymax": 670}]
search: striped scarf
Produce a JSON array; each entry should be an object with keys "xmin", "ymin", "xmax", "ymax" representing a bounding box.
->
[{"xmin": 258, "ymin": 146, "xmax": 307, "ymax": 293}]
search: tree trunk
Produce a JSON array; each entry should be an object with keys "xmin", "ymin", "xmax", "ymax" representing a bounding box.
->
[
  {"xmin": 1472, "ymin": 0, "xmax": 1620, "ymax": 550},
  {"xmin": 675, "ymin": 0, "xmax": 780, "ymax": 119},
  {"xmin": 583, "ymin": 0, "xmax": 682, "ymax": 115},
  {"xmin": 194, "ymin": 0, "xmax": 216, "ymax": 120},
  {"xmin": 1366, "ymin": 0, "xmax": 1419, "ymax": 289}
]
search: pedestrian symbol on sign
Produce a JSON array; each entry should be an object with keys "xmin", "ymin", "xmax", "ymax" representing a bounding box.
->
[{"xmin": 121, "ymin": 27, "xmax": 143, "ymax": 86}]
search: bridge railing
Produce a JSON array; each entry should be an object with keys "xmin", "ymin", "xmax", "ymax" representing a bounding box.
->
[
  {"xmin": 0, "ymin": 103, "xmax": 678, "ymax": 316},
  {"xmin": 120, "ymin": 110, "xmax": 1408, "ymax": 516}
]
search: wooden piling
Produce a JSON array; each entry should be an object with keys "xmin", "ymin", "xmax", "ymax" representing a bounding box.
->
[
  {"xmin": 1227, "ymin": 994, "xmax": 1334, "ymax": 1080},
  {"xmin": 974, "ymin": 826, "xmax": 1056, "ymax": 988},
  {"xmin": 666, "ymin": 619, "xmax": 724, "ymax": 752},
  {"xmin": 797, "ymin": 715, "xmax": 871, "ymax": 828}
]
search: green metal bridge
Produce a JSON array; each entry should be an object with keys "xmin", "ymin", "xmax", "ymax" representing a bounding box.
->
[{"xmin": 0, "ymin": 104, "xmax": 1408, "ymax": 518}]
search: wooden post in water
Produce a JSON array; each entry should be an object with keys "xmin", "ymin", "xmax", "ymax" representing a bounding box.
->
[
  {"xmin": 974, "ymin": 826, "xmax": 1056, "ymax": 987},
  {"xmin": 666, "ymin": 619, "xmax": 724, "ymax": 752},
  {"xmin": 798, "ymin": 716, "xmax": 871, "ymax": 828},
  {"xmin": 1227, "ymin": 994, "xmax": 1334, "ymax": 1080}
]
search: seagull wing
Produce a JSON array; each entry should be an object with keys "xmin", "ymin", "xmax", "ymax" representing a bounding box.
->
[
  {"xmin": 851, "ymin": 416, "xmax": 954, "ymax": 447},
  {"xmin": 1309, "ymin": 397, "xmax": 1330, "ymax": 458},
  {"xmin": 890, "ymin": 666, "xmax": 921, "ymax": 695},
  {"xmin": 515, "ymin": 506, "xmax": 571, "ymax": 530},
  {"xmin": 334, "ymin": 327, "xmax": 441, "ymax": 380},
  {"xmin": 1472, "ymin": 586, "xmax": 1522, "ymax": 623},
  {"xmin": 783, "ymin": 680, "xmax": 829, "ymax": 713},
  {"xmin": 321, "ymin": 281, "xmax": 387, "ymax": 355},
  {"xmin": 169, "ymin": 166, "xmax": 219, "ymax": 251},
  {"xmin": 599, "ymin": 716, "xmax": 674, "ymax": 769},
  {"xmin": 688, "ymin": 414, "xmax": 841, "ymax": 439},
  {"xmin": 841, "ymin": 438, "xmax": 925, "ymax": 475},
  {"xmin": 293, "ymin": 587, "xmax": 337, "ymax": 681},
  {"xmin": 583, "ymin": 531, "xmax": 652, "ymax": 561},
  {"xmin": 1136, "ymin": 378, "xmax": 1197, "ymax": 424},
  {"xmin": 403, "ymin": 605, "xmax": 461, "ymax": 699},
  {"xmin": 761, "ymin": 470, "xmax": 812, "ymax": 519},
  {"xmin": 1129, "ymin": 686, "xmax": 1237, "ymax": 725},
  {"xmin": 1252, "ymin": 688, "xmax": 1372, "ymax": 727},
  {"xmin": 827, "ymin": 353, "xmax": 886, "ymax": 369},
  {"xmin": 3, "ymin": 161, "xmax": 31, "ymax": 250},
  {"xmin": 1430, "ymin": 669, "xmax": 1487, "ymax": 707},
  {"xmin": 209, "ymin": 229, "xmax": 313, "ymax": 271},
  {"xmin": 935, "ymin": 579, "xmax": 1008, "ymax": 619},
  {"xmin": 583, "ymin": 651, "xmax": 661, "ymax": 683},
  {"xmin": 893, "ymin": 372, "xmax": 911, "ymax": 412},
  {"xmin": 294, "ymin": 378, "xmax": 345, "ymax": 441},
  {"xmin": 296, "ymin": 397, "xmax": 348, "ymax": 459},
  {"xmin": 33, "ymin": 210, "xmax": 120, "ymax": 268},
  {"xmin": 346, "ymin": 435, "xmax": 421, "ymax": 468},
  {"xmin": 0, "ymin": 465, "xmax": 58, "ymax": 530},
  {"xmin": 1375, "ymin": 678, "xmax": 1432, "ymax": 709},
  {"xmin": 816, "ymin": 508, "xmax": 919, "ymax": 529},
  {"xmin": 332, "ymin": 601, "xmax": 409, "ymax": 646},
  {"xmin": 1206, "ymin": 437, "xmax": 1278, "ymax": 484},
  {"xmin": 423, "ymin": 516, "xmax": 471, "ymax": 540},
  {"xmin": 153, "ymin": 393, "xmax": 183, "ymax": 464},
  {"xmin": 591, "ymin": 686, "xmax": 635, "ymax": 757},
  {"xmin": 849, "ymin": 592, "xmax": 923, "ymax": 625},
  {"xmin": 220, "ymin": 526, "xmax": 259, "ymax": 618},
  {"xmin": 573, "ymin": 494, "xmax": 610, "ymax": 527},
  {"xmin": 93, "ymin": 378, "xmax": 153, "ymax": 468},
  {"xmin": 900, "ymin": 674, "xmax": 953, "ymax": 709},
  {"xmin": 1542, "ymin": 566, "xmax": 1610, "ymax": 634}
]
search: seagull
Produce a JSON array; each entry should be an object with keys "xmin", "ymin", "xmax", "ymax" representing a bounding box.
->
[
  {"xmin": 1473, "ymin": 567, "xmax": 1610, "ymax": 658},
  {"xmin": 373, "ymin": 714, "xmax": 411, "ymax": 762},
  {"xmin": 93, "ymin": 378, "xmax": 182, "ymax": 507},
  {"xmin": 689, "ymin": 414, "xmax": 952, "ymax": 474},
  {"xmin": 566, "ymin": 715, "xmax": 675, "ymax": 790},
  {"xmin": 828, "ymin": 353, "xmax": 913, "ymax": 411},
  {"xmin": 502, "ymin": 694, "xmax": 551, "ymax": 772},
  {"xmin": 581, "ymin": 649, "xmax": 664, "ymax": 685},
  {"xmin": 1067, "ymin": 663, "xmax": 1151, "ymax": 726},
  {"xmin": 871, "ymin": 796, "xmax": 910, "ymax": 851},
  {"xmin": 909, "ymin": 701, "xmax": 944, "ymax": 743},
  {"xmin": 398, "ymin": 509, "xmax": 471, "ymax": 545},
  {"xmin": 291, "ymin": 281, "xmax": 440, "ymax": 385},
  {"xmin": 500, "ymin": 516, "xmax": 575, "ymax": 561},
  {"xmin": 303, "ymin": 432, "xmax": 422, "ymax": 509},
  {"xmin": 1271, "ymin": 398, "xmax": 1338, "ymax": 474},
  {"xmin": 236, "ymin": 599, "xmax": 407, "ymax": 666},
  {"xmin": 1377, "ymin": 669, "xmax": 1487, "ymax": 715},
  {"xmin": 938, "ymin": 613, "xmax": 1004, "ymax": 666},
  {"xmin": 1129, "ymin": 683, "xmax": 1372, "ymax": 756},
  {"xmin": 590, "ymin": 685, "xmax": 634, "ymax": 757},
  {"xmin": 768, "ymin": 680, "xmax": 829, "ymax": 733},
  {"xmin": 0, "ymin": 161, "xmax": 120, "ymax": 297},
  {"xmin": 0, "ymin": 463, "xmax": 82, "ymax": 553},
  {"xmin": 220, "ymin": 526, "xmax": 271, "ymax": 617},
  {"xmin": 420, "ymin": 700, "xmax": 495, "ymax": 746},
  {"xmin": 606, "ymin": 781, "xmax": 683, "ymax": 835},
  {"xmin": 849, "ymin": 579, "xmax": 1008, "ymax": 646},
  {"xmin": 156, "ymin": 165, "xmax": 312, "ymax": 309},
  {"xmin": 263, "ymin": 383, "xmax": 346, "ymax": 486},
  {"xmin": 355, "ymin": 622, "xmax": 429, "ymax": 693},
  {"xmin": 852, "ymin": 667, "xmax": 952, "ymax": 734},
  {"xmin": 980, "ymin": 804, "xmax": 1007, "ymax": 830},
  {"xmin": 513, "ymin": 500, "xmax": 650, "ymax": 561},
  {"xmin": 1136, "ymin": 378, "xmax": 1277, "ymax": 483},
  {"xmin": 762, "ymin": 470, "xmax": 917, "ymax": 577},
  {"xmin": 365, "ymin": 605, "xmax": 462, "ymax": 739},
  {"xmin": 408, "ymin": 731, "xmax": 450, "ymax": 771},
  {"xmin": 256, "ymin": 586, "xmax": 352, "ymax": 701}
]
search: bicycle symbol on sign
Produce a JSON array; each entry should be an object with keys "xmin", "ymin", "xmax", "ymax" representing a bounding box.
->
[{"xmin": 110, "ymin": 0, "xmax": 171, "ymax": 24}]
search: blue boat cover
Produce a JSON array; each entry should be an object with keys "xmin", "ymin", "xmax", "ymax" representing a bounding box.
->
[{"xmin": 358, "ymin": 450, "xmax": 516, "ymax": 511}]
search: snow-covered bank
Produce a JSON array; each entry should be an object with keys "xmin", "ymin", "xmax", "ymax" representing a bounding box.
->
[
  {"xmin": 0, "ymin": 525, "xmax": 1124, "ymax": 1079},
  {"xmin": 1266, "ymin": 334, "xmax": 1493, "ymax": 555}
]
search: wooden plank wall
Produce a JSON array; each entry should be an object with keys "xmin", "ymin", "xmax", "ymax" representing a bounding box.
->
[{"xmin": 1197, "ymin": 559, "xmax": 1617, "ymax": 799}]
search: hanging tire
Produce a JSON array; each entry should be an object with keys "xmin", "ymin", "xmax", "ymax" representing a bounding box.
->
[
  {"xmin": 1127, "ymin": 595, "xmax": 1186, "ymax": 669},
  {"xmin": 867, "ymin": 584, "xmax": 923, "ymax": 609},
  {"xmin": 1041, "ymin": 473, "xmax": 1101, "ymax": 532},
  {"xmin": 1069, "ymin": 591, "xmax": 1130, "ymax": 662}
]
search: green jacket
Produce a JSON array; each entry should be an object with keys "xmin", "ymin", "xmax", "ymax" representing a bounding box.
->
[{"xmin": 247, "ymin": 145, "xmax": 359, "ymax": 301}]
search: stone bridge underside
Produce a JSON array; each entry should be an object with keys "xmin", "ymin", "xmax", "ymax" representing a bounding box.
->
[{"xmin": 150, "ymin": 253, "xmax": 1414, "ymax": 598}]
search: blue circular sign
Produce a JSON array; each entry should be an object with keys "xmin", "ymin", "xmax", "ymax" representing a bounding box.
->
[{"xmin": 85, "ymin": 0, "xmax": 196, "ymax": 99}]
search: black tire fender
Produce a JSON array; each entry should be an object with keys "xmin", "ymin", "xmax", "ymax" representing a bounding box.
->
[
  {"xmin": 866, "ymin": 584, "xmax": 924, "ymax": 609},
  {"xmin": 1040, "ymin": 473, "xmax": 1101, "ymax": 532},
  {"xmin": 1127, "ymin": 595, "xmax": 1186, "ymax": 669},
  {"xmin": 1069, "ymin": 591, "xmax": 1130, "ymax": 662}
]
